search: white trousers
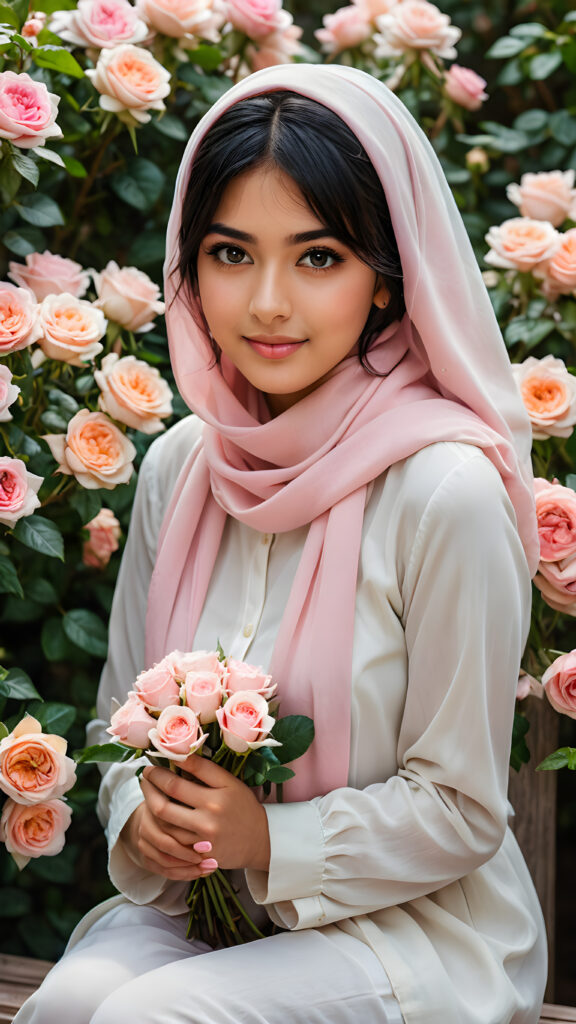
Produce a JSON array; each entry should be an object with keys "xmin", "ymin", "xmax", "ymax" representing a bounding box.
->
[{"xmin": 15, "ymin": 902, "xmax": 404, "ymax": 1024}]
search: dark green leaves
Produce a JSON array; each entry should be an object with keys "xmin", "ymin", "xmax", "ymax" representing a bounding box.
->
[
  {"xmin": 0, "ymin": 667, "xmax": 42, "ymax": 701},
  {"xmin": 111, "ymin": 158, "xmax": 165, "ymax": 211},
  {"xmin": 537, "ymin": 747, "xmax": 576, "ymax": 771},
  {"xmin": 62, "ymin": 609, "xmax": 108, "ymax": 658},
  {"xmin": 12, "ymin": 516, "xmax": 65, "ymax": 560}
]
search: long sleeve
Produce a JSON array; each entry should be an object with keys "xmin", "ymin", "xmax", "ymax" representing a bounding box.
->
[{"xmin": 246, "ymin": 450, "xmax": 532, "ymax": 929}]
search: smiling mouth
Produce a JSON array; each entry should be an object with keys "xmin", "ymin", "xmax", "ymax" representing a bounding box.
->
[{"xmin": 244, "ymin": 336, "xmax": 307, "ymax": 359}]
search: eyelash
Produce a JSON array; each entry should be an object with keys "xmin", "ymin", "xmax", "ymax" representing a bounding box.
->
[{"xmin": 204, "ymin": 243, "xmax": 345, "ymax": 272}]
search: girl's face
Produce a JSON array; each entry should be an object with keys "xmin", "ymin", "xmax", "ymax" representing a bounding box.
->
[{"xmin": 196, "ymin": 165, "xmax": 388, "ymax": 415}]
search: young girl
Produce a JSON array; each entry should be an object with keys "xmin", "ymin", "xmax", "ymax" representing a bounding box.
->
[{"xmin": 16, "ymin": 64, "xmax": 547, "ymax": 1024}]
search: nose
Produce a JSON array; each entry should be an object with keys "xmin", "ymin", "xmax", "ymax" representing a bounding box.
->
[{"xmin": 248, "ymin": 265, "xmax": 291, "ymax": 324}]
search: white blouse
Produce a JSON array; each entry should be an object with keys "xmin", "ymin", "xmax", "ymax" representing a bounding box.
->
[{"xmin": 89, "ymin": 414, "xmax": 547, "ymax": 1024}]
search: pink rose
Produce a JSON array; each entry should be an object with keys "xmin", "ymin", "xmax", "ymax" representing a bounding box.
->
[
  {"xmin": 216, "ymin": 690, "xmax": 279, "ymax": 753},
  {"xmin": 86, "ymin": 44, "xmax": 171, "ymax": 125},
  {"xmin": 133, "ymin": 661, "xmax": 181, "ymax": 711},
  {"xmin": 246, "ymin": 22, "xmax": 302, "ymax": 68},
  {"xmin": 82, "ymin": 507, "xmax": 121, "ymax": 568},
  {"xmin": 533, "ymin": 555, "xmax": 576, "ymax": 614},
  {"xmin": 107, "ymin": 694, "xmax": 156, "ymax": 747},
  {"xmin": 225, "ymin": 0, "xmax": 291, "ymax": 40},
  {"xmin": 541, "ymin": 651, "xmax": 576, "ymax": 719},
  {"xmin": 160, "ymin": 649, "xmax": 227, "ymax": 683},
  {"xmin": 1, "ymin": 798, "xmax": 72, "ymax": 870},
  {"xmin": 22, "ymin": 12, "xmax": 47, "ymax": 40},
  {"xmin": 225, "ymin": 657, "xmax": 276, "ymax": 699},
  {"xmin": 44, "ymin": 409, "xmax": 136, "ymax": 490},
  {"xmin": 95, "ymin": 353, "xmax": 173, "ymax": 434},
  {"xmin": 506, "ymin": 170, "xmax": 576, "ymax": 228},
  {"xmin": 136, "ymin": 0, "xmax": 224, "ymax": 42},
  {"xmin": 50, "ymin": 0, "xmax": 149, "ymax": 48},
  {"xmin": 0, "ymin": 457, "xmax": 42, "ymax": 528},
  {"xmin": 353, "ymin": 0, "xmax": 398, "ymax": 21},
  {"xmin": 484, "ymin": 218, "xmax": 561, "ymax": 272},
  {"xmin": 0, "ymin": 71, "xmax": 62, "ymax": 149},
  {"xmin": 8, "ymin": 251, "xmax": 90, "ymax": 301},
  {"xmin": 375, "ymin": 0, "xmax": 461, "ymax": 60},
  {"xmin": 0, "ymin": 283, "xmax": 42, "ymax": 354},
  {"xmin": 444, "ymin": 65, "xmax": 488, "ymax": 111},
  {"xmin": 38, "ymin": 293, "xmax": 107, "ymax": 366},
  {"xmin": 0, "ymin": 365, "xmax": 20, "ymax": 423},
  {"xmin": 511, "ymin": 356, "xmax": 576, "ymax": 440},
  {"xmin": 536, "ymin": 227, "xmax": 576, "ymax": 297},
  {"xmin": 93, "ymin": 261, "xmax": 165, "ymax": 332},
  {"xmin": 182, "ymin": 671, "xmax": 223, "ymax": 723},
  {"xmin": 315, "ymin": 6, "xmax": 371, "ymax": 53},
  {"xmin": 0, "ymin": 716, "xmax": 76, "ymax": 805},
  {"xmin": 147, "ymin": 705, "xmax": 208, "ymax": 760},
  {"xmin": 516, "ymin": 671, "xmax": 543, "ymax": 701},
  {"xmin": 534, "ymin": 478, "xmax": 576, "ymax": 562}
]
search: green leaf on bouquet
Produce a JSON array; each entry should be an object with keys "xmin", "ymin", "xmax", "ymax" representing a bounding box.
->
[
  {"xmin": 537, "ymin": 747, "xmax": 576, "ymax": 771},
  {"xmin": 13, "ymin": 516, "xmax": 65, "ymax": 560},
  {"xmin": 70, "ymin": 487, "xmax": 102, "ymax": 526},
  {"xmin": 271, "ymin": 715, "xmax": 315, "ymax": 765},
  {"xmin": 32, "ymin": 43, "xmax": 84, "ymax": 77},
  {"xmin": 0, "ymin": 555, "xmax": 23, "ymax": 598},
  {"xmin": 263, "ymin": 764, "xmax": 295, "ymax": 784},
  {"xmin": 74, "ymin": 742, "xmax": 136, "ymax": 764},
  {"xmin": 25, "ymin": 700, "xmax": 76, "ymax": 735},
  {"xmin": 63, "ymin": 608, "xmax": 108, "ymax": 658},
  {"xmin": 0, "ymin": 667, "xmax": 42, "ymax": 701},
  {"xmin": 16, "ymin": 193, "xmax": 65, "ymax": 228}
]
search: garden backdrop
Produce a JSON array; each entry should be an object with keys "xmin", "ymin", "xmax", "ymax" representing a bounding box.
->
[{"xmin": 0, "ymin": 0, "xmax": 575, "ymax": 1002}]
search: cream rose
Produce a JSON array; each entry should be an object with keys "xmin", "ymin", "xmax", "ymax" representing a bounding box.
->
[
  {"xmin": 107, "ymin": 694, "xmax": 157, "ymax": 747},
  {"xmin": 93, "ymin": 261, "xmax": 165, "ymax": 332},
  {"xmin": 541, "ymin": 651, "xmax": 576, "ymax": 719},
  {"xmin": 506, "ymin": 170, "xmax": 576, "ymax": 228},
  {"xmin": 182, "ymin": 671, "xmax": 224, "ymax": 723},
  {"xmin": 534, "ymin": 555, "xmax": 576, "ymax": 615},
  {"xmin": 0, "ymin": 365, "xmax": 20, "ymax": 423},
  {"xmin": 484, "ymin": 218, "xmax": 561, "ymax": 272},
  {"xmin": 0, "ymin": 71, "xmax": 62, "ymax": 149},
  {"xmin": 133, "ymin": 661, "xmax": 181, "ymax": 711},
  {"xmin": 147, "ymin": 705, "xmax": 208, "ymax": 761},
  {"xmin": 216, "ymin": 690, "xmax": 279, "ymax": 753},
  {"xmin": 44, "ymin": 409, "xmax": 136, "ymax": 490},
  {"xmin": 534, "ymin": 478, "xmax": 576, "ymax": 562},
  {"xmin": 375, "ymin": 0, "xmax": 461, "ymax": 60},
  {"xmin": 444, "ymin": 65, "xmax": 488, "ymax": 111},
  {"xmin": 86, "ymin": 44, "xmax": 171, "ymax": 124},
  {"xmin": 225, "ymin": 0, "xmax": 291, "ymax": 40},
  {"xmin": 50, "ymin": 0, "xmax": 149, "ymax": 48},
  {"xmin": 0, "ymin": 283, "xmax": 42, "ymax": 354},
  {"xmin": 136, "ymin": 0, "xmax": 224, "ymax": 41},
  {"xmin": 315, "ymin": 6, "xmax": 371, "ymax": 53},
  {"xmin": 8, "ymin": 251, "xmax": 90, "ymax": 301},
  {"xmin": 38, "ymin": 293, "xmax": 107, "ymax": 366},
  {"xmin": 0, "ymin": 457, "xmax": 42, "ymax": 527},
  {"xmin": 0, "ymin": 716, "xmax": 77, "ymax": 805},
  {"xmin": 511, "ymin": 355, "xmax": 576, "ymax": 440},
  {"xmin": 95, "ymin": 353, "xmax": 173, "ymax": 434},
  {"xmin": 1, "ymin": 798, "xmax": 72, "ymax": 870},
  {"xmin": 82, "ymin": 507, "xmax": 121, "ymax": 568}
]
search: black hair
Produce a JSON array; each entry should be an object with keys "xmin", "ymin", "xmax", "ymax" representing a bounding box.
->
[{"xmin": 177, "ymin": 90, "xmax": 405, "ymax": 374}]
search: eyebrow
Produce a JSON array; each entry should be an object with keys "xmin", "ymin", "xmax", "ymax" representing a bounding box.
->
[{"xmin": 205, "ymin": 223, "xmax": 338, "ymax": 245}]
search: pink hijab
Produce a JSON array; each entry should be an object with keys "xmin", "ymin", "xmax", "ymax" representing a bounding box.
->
[{"xmin": 146, "ymin": 65, "xmax": 538, "ymax": 801}]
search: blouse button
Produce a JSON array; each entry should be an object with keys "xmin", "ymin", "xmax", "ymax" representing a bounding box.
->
[
  {"xmin": 261, "ymin": 534, "xmax": 271, "ymax": 545},
  {"xmin": 243, "ymin": 623, "xmax": 254, "ymax": 638}
]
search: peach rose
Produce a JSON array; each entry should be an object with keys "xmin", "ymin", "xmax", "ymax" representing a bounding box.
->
[
  {"xmin": 541, "ymin": 651, "xmax": 576, "ymax": 719},
  {"xmin": 136, "ymin": 0, "xmax": 224, "ymax": 41},
  {"xmin": 375, "ymin": 0, "xmax": 461, "ymax": 60},
  {"xmin": 225, "ymin": 657, "xmax": 276, "ymax": 699},
  {"xmin": 1, "ymin": 798, "xmax": 72, "ymax": 870},
  {"xmin": 160, "ymin": 649, "xmax": 227, "ymax": 683},
  {"xmin": 147, "ymin": 705, "xmax": 208, "ymax": 761},
  {"xmin": 225, "ymin": 0, "xmax": 291, "ymax": 40},
  {"xmin": 484, "ymin": 218, "xmax": 561, "ymax": 272},
  {"xmin": 38, "ymin": 293, "xmax": 107, "ymax": 366},
  {"xmin": 50, "ymin": 0, "xmax": 149, "ymax": 48},
  {"xmin": 82, "ymin": 507, "xmax": 121, "ymax": 568},
  {"xmin": 506, "ymin": 170, "xmax": 576, "ymax": 228},
  {"xmin": 0, "ymin": 716, "xmax": 76, "ymax": 805},
  {"xmin": 534, "ymin": 478, "xmax": 576, "ymax": 562},
  {"xmin": 95, "ymin": 353, "xmax": 173, "ymax": 434},
  {"xmin": 354, "ymin": 0, "xmax": 398, "ymax": 21},
  {"xmin": 44, "ymin": 409, "xmax": 136, "ymax": 490},
  {"xmin": 0, "ymin": 365, "xmax": 20, "ymax": 423},
  {"xmin": 315, "ymin": 6, "xmax": 371, "ymax": 53},
  {"xmin": 93, "ymin": 261, "xmax": 165, "ymax": 332},
  {"xmin": 8, "ymin": 251, "xmax": 90, "ymax": 301},
  {"xmin": 0, "ymin": 283, "xmax": 42, "ymax": 354},
  {"xmin": 0, "ymin": 71, "xmax": 62, "ymax": 149},
  {"xmin": 182, "ymin": 671, "xmax": 224, "ymax": 723},
  {"xmin": 536, "ymin": 228, "xmax": 576, "ymax": 297},
  {"xmin": 107, "ymin": 694, "xmax": 157, "ymax": 747},
  {"xmin": 0, "ymin": 457, "xmax": 42, "ymax": 527},
  {"xmin": 534, "ymin": 555, "xmax": 576, "ymax": 615},
  {"xmin": 86, "ymin": 44, "xmax": 171, "ymax": 125},
  {"xmin": 444, "ymin": 65, "xmax": 488, "ymax": 111},
  {"xmin": 511, "ymin": 356, "xmax": 576, "ymax": 440},
  {"xmin": 133, "ymin": 661, "xmax": 181, "ymax": 711},
  {"xmin": 22, "ymin": 12, "xmax": 47, "ymax": 40},
  {"xmin": 216, "ymin": 690, "xmax": 279, "ymax": 753}
]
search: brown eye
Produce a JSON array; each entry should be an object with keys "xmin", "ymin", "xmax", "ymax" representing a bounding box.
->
[{"xmin": 299, "ymin": 248, "xmax": 343, "ymax": 269}]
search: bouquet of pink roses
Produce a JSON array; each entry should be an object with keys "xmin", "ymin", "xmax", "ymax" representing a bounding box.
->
[{"xmin": 76, "ymin": 646, "xmax": 314, "ymax": 946}]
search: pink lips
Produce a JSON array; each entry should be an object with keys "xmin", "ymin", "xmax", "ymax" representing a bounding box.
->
[{"xmin": 244, "ymin": 336, "xmax": 307, "ymax": 359}]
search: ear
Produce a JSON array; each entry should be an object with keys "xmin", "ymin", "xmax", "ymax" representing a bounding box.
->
[{"xmin": 373, "ymin": 278, "xmax": 390, "ymax": 309}]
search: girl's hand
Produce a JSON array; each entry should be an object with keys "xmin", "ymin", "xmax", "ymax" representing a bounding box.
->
[{"xmin": 121, "ymin": 755, "xmax": 270, "ymax": 881}]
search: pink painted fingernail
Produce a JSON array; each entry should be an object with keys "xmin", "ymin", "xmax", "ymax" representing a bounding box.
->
[
  {"xmin": 199, "ymin": 858, "xmax": 218, "ymax": 871},
  {"xmin": 193, "ymin": 841, "xmax": 212, "ymax": 853}
]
